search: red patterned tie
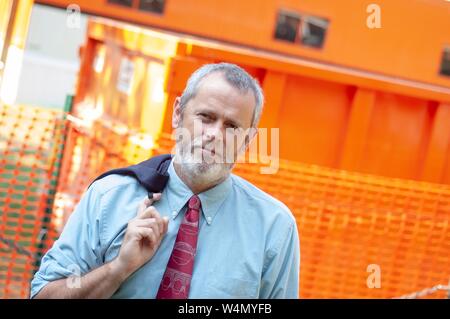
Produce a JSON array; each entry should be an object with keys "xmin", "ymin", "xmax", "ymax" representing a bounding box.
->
[{"xmin": 156, "ymin": 195, "xmax": 201, "ymax": 299}]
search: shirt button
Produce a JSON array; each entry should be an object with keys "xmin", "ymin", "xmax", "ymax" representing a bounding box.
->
[
  {"xmin": 206, "ymin": 216, "xmax": 212, "ymax": 223},
  {"xmin": 172, "ymin": 211, "xmax": 177, "ymax": 218}
]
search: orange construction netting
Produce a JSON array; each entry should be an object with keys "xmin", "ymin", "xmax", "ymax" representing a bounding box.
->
[{"xmin": 0, "ymin": 104, "xmax": 67, "ymax": 298}]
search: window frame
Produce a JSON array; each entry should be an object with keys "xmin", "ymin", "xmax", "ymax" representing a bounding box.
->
[{"xmin": 274, "ymin": 8, "xmax": 329, "ymax": 50}]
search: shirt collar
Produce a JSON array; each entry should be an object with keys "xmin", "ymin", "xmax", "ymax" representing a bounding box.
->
[{"xmin": 165, "ymin": 159, "xmax": 232, "ymax": 225}]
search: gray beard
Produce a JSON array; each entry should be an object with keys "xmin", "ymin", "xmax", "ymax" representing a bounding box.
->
[{"xmin": 173, "ymin": 144, "xmax": 233, "ymax": 187}]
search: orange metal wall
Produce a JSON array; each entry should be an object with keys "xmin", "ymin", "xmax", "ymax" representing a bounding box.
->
[
  {"xmin": 37, "ymin": 0, "xmax": 450, "ymax": 88},
  {"xmin": 163, "ymin": 37, "xmax": 450, "ymax": 184},
  {"xmin": 277, "ymin": 76, "xmax": 354, "ymax": 167}
]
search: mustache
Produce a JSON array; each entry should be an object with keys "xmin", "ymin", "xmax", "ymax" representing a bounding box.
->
[
  {"xmin": 187, "ymin": 139, "xmax": 224, "ymax": 156},
  {"xmin": 191, "ymin": 144, "xmax": 223, "ymax": 157}
]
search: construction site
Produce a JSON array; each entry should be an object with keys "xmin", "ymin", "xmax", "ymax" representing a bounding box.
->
[{"xmin": 0, "ymin": 0, "xmax": 449, "ymax": 299}]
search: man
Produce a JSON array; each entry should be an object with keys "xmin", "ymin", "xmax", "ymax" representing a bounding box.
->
[{"xmin": 31, "ymin": 62, "xmax": 300, "ymax": 299}]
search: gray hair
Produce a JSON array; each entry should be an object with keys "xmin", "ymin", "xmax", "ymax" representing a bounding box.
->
[{"xmin": 179, "ymin": 63, "xmax": 264, "ymax": 127}]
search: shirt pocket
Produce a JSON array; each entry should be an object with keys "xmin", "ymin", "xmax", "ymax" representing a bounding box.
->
[{"xmin": 207, "ymin": 274, "xmax": 259, "ymax": 299}]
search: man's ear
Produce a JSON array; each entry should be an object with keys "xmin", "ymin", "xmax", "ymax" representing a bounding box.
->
[{"xmin": 172, "ymin": 97, "xmax": 182, "ymax": 129}]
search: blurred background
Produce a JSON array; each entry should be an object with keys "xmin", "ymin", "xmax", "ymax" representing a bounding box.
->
[{"xmin": 0, "ymin": 0, "xmax": 449, "ymax": 299}]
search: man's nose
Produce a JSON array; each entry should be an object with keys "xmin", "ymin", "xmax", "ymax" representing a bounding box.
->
[{"xmin": 204, "ymin": 123, "xmax": 224, "ymax": 142}]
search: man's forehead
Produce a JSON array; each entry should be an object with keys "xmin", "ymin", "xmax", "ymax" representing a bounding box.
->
[
  {"xmin": 196, "ymin": 71, "xmax": 231, "ymax": 91},
  {"xmin": 195, "ymin": 72, "xmax": 255, "ymax": 103}
]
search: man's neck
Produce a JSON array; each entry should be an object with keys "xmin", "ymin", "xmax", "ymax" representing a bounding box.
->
[{"xmin": 173, "ymin": 161, "xmax": 226, "ymax": 194}]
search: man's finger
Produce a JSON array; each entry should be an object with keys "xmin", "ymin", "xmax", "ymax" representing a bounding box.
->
[
  {"xmin": 147, "ymin": 192, "xmax": 162, "ymax": 202},
  {"xmin": 144, "ymin": 192, "xmax": 162, "ymax": 207},
  {"xmin": 138, "ymin": 205, "xmax": 161, "ymax": 219},
  {"xmin": 136, "ymin": 193, "xmax": 162, "ymax": 218},
  {"xmin": 138, "ymin": 228, "xmax": 157, "ymax": 246},
  {"xmin": 138, "ymin": 198, "xmax": 148, "ymax": 215},
  {"xmin": 157, "ymin": 218, "xmax": 164, "ymax": 236},
  {"xmin": 162, "ymin": 216, "xmax": 169, "ymax": 235},
  {"xmin": 135, "ymin": 218, "xmax": 162, "ymax": 238}
]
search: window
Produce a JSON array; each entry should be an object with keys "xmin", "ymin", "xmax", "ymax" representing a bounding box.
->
[
  {"xmin": 301, "ymin": 16, "xmax": 329, "ymax": 48},
  {"xmin": 440, "ymin": 47, "xmax": 450, "ymax": 77},
  {"xmin": 274, "ymin": 11, "xmax": 300, "ymax": 43},
  {"xmin": 274, "ymin": 10, "xmax": 329, "ymax": 49},
  {"xmin": 107, "ymin": 0, "xmax": 165, "ymax": 15},
  {"xmin": 139, "ymin": 0, "xmax": 165, "ymax": 14},
  {"xmin": 108, "ymin": 0, "xmax": 132, "ymax": 8}
]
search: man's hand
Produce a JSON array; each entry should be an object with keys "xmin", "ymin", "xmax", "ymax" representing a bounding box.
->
[
  {"xmin": 112, "ymin": 193, "xmax": 169, "ymax": 279},
  {"xmin": 34, "ymin": 193, "xmax": 170, "ymax": 299}
]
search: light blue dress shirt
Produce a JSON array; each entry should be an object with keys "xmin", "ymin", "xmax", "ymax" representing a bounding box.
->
[{"xmin": 31, "ymin": 160, "xmax": 300, "ymax": 298}]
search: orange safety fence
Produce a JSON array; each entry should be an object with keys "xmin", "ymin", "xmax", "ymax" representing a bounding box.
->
[
  {"xmin": 0, "ymin": 103, "xmax": 67, "ymax": 298},
  {"xmin": 1, "ymin": 105, "xmax": 449, "ymax": 298}
]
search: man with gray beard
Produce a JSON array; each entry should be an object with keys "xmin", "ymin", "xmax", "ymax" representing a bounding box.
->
[{"xmin": 31, "ymin": 63, "xmax": 300, "ymax": 299}]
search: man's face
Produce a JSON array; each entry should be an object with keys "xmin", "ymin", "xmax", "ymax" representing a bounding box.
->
[{"xmin": 172, "ymin": 72, "xmax": 256, "ymax": 183}]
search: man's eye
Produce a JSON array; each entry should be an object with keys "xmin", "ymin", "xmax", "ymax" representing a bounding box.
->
[{"xmin": 199, "ymin": 113, "xmax": 211, "ymax": 120}]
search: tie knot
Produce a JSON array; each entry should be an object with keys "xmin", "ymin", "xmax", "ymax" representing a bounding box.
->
[{"xmin": 188, "ymin": 195, "xmax": 201, "ymax": 210}]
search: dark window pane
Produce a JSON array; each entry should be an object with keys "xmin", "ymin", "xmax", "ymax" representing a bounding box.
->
[
  {"xmin": 274, "ymin": 11, "xmax": 300, "ymax": 43},
  {"xmin": 301, "ymin": 16, "xmax": 329, "ymax": 48},
  {"xmin": 139, "ymin": 0, "xmax": 165, "ymax": 14},
  {"xmin": 108, "ymin": 0, "xmax": 133, "ymax": 7},
  {"xmin": 440, "ymin": 47, "xmax": 450, "ymax": 77}
]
